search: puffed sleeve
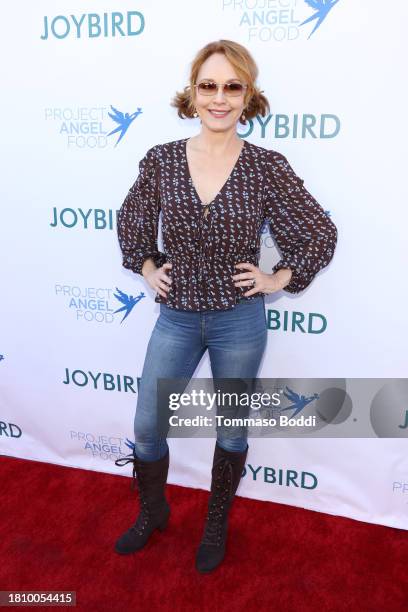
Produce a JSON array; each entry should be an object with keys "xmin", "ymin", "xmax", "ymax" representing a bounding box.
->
[
  {"xmin": 263, "ymin": 150, "xmax": 338, "ymax": 294},
  {"xmin": 117, "ymin": 145, "xmax": 167, "ymax": 276}
]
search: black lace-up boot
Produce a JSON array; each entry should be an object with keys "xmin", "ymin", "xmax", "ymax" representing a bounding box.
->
[
  {"xmin": 114, "ymin": 446, "xmax": 170, "ymax": 554},
  {"xmin": 195, "ymin": 441, "xmax": 248, "ymax": 573}
]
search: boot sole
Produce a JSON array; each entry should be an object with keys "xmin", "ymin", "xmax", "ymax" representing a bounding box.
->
[{"xmin": 114, "ymin": 514, "xmax": 170, "ymax": 555}]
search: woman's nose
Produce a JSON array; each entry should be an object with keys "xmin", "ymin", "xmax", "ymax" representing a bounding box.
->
[{"xmin": 214, "ymin": 85, "xmax": 227, "ymax": 102}]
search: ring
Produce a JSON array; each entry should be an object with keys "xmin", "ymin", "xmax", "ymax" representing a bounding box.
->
[{"xmin": 251, "ymin": 279, "xmax": 256, "ymax": 287}]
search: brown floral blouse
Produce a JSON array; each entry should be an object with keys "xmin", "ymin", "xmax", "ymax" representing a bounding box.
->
[{"xmin": 117, "ymin": 138, "xmax": 338, "ymax": 311}]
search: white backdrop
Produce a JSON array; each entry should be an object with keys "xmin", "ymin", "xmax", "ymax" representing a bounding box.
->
[{"xmin": 1, "ymin": 1, "xmax": 407, "ymax": 530}]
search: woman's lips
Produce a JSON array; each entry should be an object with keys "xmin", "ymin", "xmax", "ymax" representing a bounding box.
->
[{"xmin": 208, "ymin": 110, "xmax": 230, "ymax": 118}]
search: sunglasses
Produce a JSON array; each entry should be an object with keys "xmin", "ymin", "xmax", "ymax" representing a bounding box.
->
[{"xmin": 194, "ymin": 80, "xmax": 248, "ymax": 97}]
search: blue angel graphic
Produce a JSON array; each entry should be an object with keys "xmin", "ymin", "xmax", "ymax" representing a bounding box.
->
[
  {"xmin": 279, "ymin": 386, "xmax": 319, "ymax": 417},
  {"xmin": 107, "ymin": 105, "xmax": 142, "ymax": 147},
  {"xmin": 113, "ymin": 287, "xmax": 146, "ymax": 323},
  {"xmin": 300, "ymin": 0, "xmax": 340, "ymax": 39},
  {"xmin": 123, "ymin": 438, "xmax": 135, "ymax": 451}
]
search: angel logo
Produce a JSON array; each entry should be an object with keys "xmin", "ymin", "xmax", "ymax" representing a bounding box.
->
[
  {"xmin": 54, "ymin": 284, "xmax": 146, "ymax": 324},
  {"xmin": 113, "ymin": 288, "xmax": 146, "ymax": 324},
  {"xmin": 300, "ymin": 0, "xmax": 340, "ymax": 39},
  {"xmin": 44, "ymin": 105, "xmax": 142, "ymax": 148},
  {"xmin": 278, "ymin": 386, "xmax": 319, "ymax": 417},
  {"xmin": 229, "ymin": 0, "xmax": 341, "ymax": 43},
  {"xmin": 107, "ymin": 106, "xmax": 143, "ymax": 147}
]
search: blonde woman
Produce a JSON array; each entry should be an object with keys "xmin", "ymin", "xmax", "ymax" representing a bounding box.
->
[{"xmin": 115, "ymin": 39, "xmax": 338, "ymax": 573}]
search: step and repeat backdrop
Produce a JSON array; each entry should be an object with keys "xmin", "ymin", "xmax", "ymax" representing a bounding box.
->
[{"xmin": 1, "ymin": 2, "xmax": 407, "ymax": 530}]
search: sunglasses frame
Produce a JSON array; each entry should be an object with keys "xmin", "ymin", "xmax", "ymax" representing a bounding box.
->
[{"xmin": 193, "ymin": 80, "xmax": 248, "ymax": 97}]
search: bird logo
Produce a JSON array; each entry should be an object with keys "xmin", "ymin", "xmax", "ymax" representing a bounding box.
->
[
  {"xmin": 107, "ymin": 105, "xmax": 142, "ymax": 147},
  {"xmin": 123, "ymin": 438, "xmax": 135, "ymax": 451},
  {"xmin": 279, "ymin": 386, "xmax": 320, "ymax": 417},
  {"xmin": 113, "ymin": 287, "xmax": 146, "ymax": 323},
  {"xmin": 300, "ymin": 0, "xmax": 340, "ymax": 39}
]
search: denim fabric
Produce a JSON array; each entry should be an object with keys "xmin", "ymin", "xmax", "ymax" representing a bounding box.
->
[{"xmin": 133, "ymin": 296, "xmax": 267, "ymax": 461}]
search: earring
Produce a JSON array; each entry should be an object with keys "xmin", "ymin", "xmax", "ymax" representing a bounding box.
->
[
  {"xmin": 193, "ymin": 109, "xmax": 198, "ymax": 118},
  {"xmin": 241, "ymin": 109, "xmax": 246, "ymax": 121}
]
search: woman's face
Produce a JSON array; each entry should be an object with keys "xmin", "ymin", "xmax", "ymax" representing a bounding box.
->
[{"xmin": 193, "ymin": 52, "xmax": 246, "ymax": 133}]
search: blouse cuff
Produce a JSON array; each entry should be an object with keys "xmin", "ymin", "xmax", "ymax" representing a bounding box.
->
[
  {"xmin": 272, "ymin": 259, "xmax": 314, "ymax": 294},
  {"xmin": 124, "ymin": 250, "xmax": 167, "ymax": 276}
]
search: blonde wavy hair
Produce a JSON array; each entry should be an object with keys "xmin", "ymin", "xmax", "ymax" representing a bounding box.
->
[{"xmin": 170, "ymin": 39, "xmax": 270, "ymax": 125}]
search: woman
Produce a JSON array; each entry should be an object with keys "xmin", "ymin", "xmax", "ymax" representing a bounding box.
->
[{"xmin": 114, "ymin": 39, "xmax": 338, "ymax": 573}]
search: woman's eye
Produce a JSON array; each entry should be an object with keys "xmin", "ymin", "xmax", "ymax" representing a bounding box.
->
[
  {"xmin": 226, "ymin": 83, "xmax": 243, "ymax": 93},
  {"xmin": 199, "ymin": 82, "xmax": 216, "ymax": 91}
]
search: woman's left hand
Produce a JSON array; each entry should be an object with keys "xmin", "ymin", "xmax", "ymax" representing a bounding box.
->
[{"xmin": 232, "ymin": 262, "xmax": 293, "ymax": 297}]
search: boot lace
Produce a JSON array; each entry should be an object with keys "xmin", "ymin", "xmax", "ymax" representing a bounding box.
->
[
  {"xmin": 201, "ymin": 456, "xmax": 234, "ymax": 547},
  {"xmin": 115, "ymin": 453, "xmax": 151, "ymax": 536},
  {"xmin": 114, "ymin": 452, "xmax": 138, "ymax": 491}
]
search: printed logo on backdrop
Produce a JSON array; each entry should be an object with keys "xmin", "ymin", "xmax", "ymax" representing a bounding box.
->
[
  {"xmin": 243, "ymin": 462, "xmax": 318, "ymax": 488},
  {"xmin": 266, "ymin": 307, "xmax": 328, "ymax": 333},
  {"xmin": 0, "ymin": 420, "xmax": 22, "ymax": 439},
  {"xmin": 45, "ymin": 105, "xmax": 142, "ymax": 149},
  {"xmin": 54, "ymin": 285, "xmax": 146, "ymax": 324},
  {"xmin": 70, "ymin": 431, "xmax": 135, "ymax": 463},
  {"xmin": 41, "ymin": 11, "xmax": 144, "ymax": 40},
  {"xmin": 50, "ymin": 207, "xmax": 118, "ymax": 229},
  {"xmin": 63, "ymin": 369, "xmax": 139, "ymax": 391},
  {"xmin": 392, "ymin": 478, "xmax": 408, "ymax": 507},
  {"xmin": 238, "ymin": 112, "xmax": 341, "ymax": 141},
  {"xmin": 223, "ymin": 0, "xmax": 341, "ymax": 42}
]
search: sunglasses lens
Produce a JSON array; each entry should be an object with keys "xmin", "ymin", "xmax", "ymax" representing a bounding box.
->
[
  {"xmin": 197, "ymin": 82, "xmax": 218, "ymax": 95},
  {"xmin": 225, "ymin": 83, "xmax": 244, "ymax": 95},
  {"xmin": 196, "ymin": 82, "xmax": 245, "ymax": 96}
]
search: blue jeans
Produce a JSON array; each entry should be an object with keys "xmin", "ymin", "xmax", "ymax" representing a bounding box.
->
[{"xmin": 133, "ymin": 296, "xmax": 267, "ymax": 461}]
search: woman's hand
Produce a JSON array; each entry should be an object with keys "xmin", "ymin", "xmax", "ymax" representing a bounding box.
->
[
  {"xmin": 142, "ymin": 261, "xmax": 173, "ymax": 298},
  {"xmin": 232, "ymin": 262, "xmax": 292, "ymax": 297}
]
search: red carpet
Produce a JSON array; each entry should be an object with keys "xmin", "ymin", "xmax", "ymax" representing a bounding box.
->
[{"xmin": 0, "ymin": 454, "xmax": 407, "ymax": 611}]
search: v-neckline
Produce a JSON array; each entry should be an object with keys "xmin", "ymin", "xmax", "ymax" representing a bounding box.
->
[{"xmin": 183, "ymin": 137, "xmax": 246, "ymax": 207}]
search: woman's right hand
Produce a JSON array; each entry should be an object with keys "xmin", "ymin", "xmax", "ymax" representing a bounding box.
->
[{"xmin": 143, "ymin": 262, "xmax": 173, "ymax": 298}]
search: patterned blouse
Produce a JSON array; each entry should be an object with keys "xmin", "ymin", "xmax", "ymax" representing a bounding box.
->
[{"xmin": 117, "ymin": 138, "xmax": 338, "ymax": 311}]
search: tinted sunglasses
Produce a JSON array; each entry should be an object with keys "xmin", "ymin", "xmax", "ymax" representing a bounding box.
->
[{"xmin": 194, "ymin": 80, "xmax": 248, "ymax": 97}]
